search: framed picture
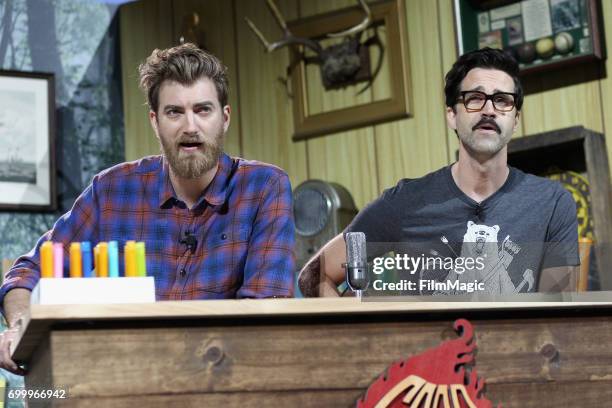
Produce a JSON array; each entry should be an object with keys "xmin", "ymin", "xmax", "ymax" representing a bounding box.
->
[
  {"xmin": 453, "ymin": 0, "xmax": 604, "ymax": 75},
  {"xmin": 0, "ymin": 70, "xmax": 56, "ymax": 211},
  {"xmin": 288, "ymin": 0, "xmax": 411, "ymax": 140}
]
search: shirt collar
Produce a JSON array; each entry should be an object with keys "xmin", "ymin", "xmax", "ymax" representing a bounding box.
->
[{"xmin": 157, "ymin": 153, "xmax": 234, "ymax": 210}]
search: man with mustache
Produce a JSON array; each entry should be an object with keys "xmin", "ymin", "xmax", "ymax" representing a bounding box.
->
[
  {"xmin": 0, "ymin": 44, "xmax": 295, "ymax": 374},
  {"xmin": 298, "ymin": 47, "xmax": 579, "ymax": 297}
]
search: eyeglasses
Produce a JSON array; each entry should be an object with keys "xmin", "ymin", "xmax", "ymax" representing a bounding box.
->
[{"xmin": 458, "ymin": 91, "xmax": 517, "ymax": 112}]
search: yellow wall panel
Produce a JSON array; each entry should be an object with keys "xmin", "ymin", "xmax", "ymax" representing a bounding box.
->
[
  {"xmin": 120, "ymin": 0, "xmax": 174, "ymax": 161},
  {"xmin": 234, "ymin": 0, "xmax": 308, "ymax": 189},
  {"xmin": 375, "ymin": 0, "xmax": 448, "ymax": 193}
]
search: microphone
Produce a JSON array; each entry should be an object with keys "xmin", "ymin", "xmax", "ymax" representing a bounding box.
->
[
  {"xmin": 179, "ymin": 231, "xmax": 198, "ymax": 253},
  {"xmin": 344, "ymin": 232, "xmax": 369, "ymax": 296}
]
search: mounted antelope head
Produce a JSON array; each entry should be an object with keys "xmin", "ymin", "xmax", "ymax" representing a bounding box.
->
[{"xmin": 245, "ymin": 0, "xmax": 382, "ymax": 92}]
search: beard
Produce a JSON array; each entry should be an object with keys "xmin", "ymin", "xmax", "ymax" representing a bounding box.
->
[{"xmin": 159, "ymin": 130, "xmax": 224, "ymax": 179}]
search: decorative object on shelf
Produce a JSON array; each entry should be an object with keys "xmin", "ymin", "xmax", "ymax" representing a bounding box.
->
[
  {"xmin": 453, "ymin": 0, "xmax": 604, "ymax": 75},
  {"xmin": 357, "ymin": 319, "xmax": 500, "ymax": 407},
  {"xmin": 178, "ymin": 12, "xmax": 206, "ymax": 49},
  {"xmin": 0, "ymin": 70, "xmax": 56, "ymax": 211},
  {"xmin": 506, "ymin": 126, "xmax": 612, "ymax": 290},
  {"xmin": 246, "ymin": 0, "xmax": 376, "ymax": 91},
  {"xmin": 247, "ymin": 0, "xmax": 410, "ymax": 140}
]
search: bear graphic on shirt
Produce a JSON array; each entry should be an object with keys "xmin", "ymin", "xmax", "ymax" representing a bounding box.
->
[{"xmin": 453, "ymin": 221, "xmax": 517, "ymax": 294}]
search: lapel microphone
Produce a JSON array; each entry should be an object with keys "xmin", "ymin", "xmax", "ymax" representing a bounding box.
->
[{"xmin": 179, "ymin": 231, "xmax": 198, "ymax": 253}]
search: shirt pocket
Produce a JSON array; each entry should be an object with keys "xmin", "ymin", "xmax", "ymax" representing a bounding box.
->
[
  {"xmin": 206, "ymin": 226, "xmax": 251, "ymax": 249},
  {"xmin": 196, "ymin": 226, "xmax": 251, "ymax": 295}
]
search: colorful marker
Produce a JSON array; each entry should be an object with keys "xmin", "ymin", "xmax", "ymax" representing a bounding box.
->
[
  {"xmin": 81, "ymin": 241, "xmax": 94, "ymax": 277},
  {"xmin": 96, "ymin": 242, "xmax": 109, "ymax": 277},
  {"xmin": 108, "ymin": 241, "xmax": 119, "ymax": 278},
  {"xmin": 69, "ymin": 242, "xmax": 82, "ymax": 278},
  {"xmin": 53, "ymin": 242, "xmax": 64, "ymax": 278},
  {"xmin": 136, "ymin": 242, "xmax": 147, "ymax": 277},
  {"xmin": 124, "ymin": 240, "xmax": 137, "ymax": 277},
  {"xmin": 40, "ymin": 241, "xmax": 53, "ymax": 278}
]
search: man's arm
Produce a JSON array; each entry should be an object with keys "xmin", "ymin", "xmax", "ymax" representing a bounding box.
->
[
  {"xmin": 0, "ymin": 288, "xmax": 31, "ymax": 375},
  {"xmin": 298, "ymin": 233, "xmax": 347, "ymax": 297},
  {"xmin": 237, "ymin": 172, "xmax": 295, "ymax": 298},
  {"xmin": 539, "ymin": 266, "xmax": 580, "ymax": 292},
  {"xmin": 539, "ymin": 190, "xmax": 581, "ymax": 292}
]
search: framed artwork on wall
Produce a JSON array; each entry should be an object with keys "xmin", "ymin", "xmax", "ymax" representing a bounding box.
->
[
  {"xmin": 453, "ymin": 0, "xmax": 605, "ymax": 75},
  {"xmin": 0, "ymin": 70, "xmax": 56, "ymax": 211}
]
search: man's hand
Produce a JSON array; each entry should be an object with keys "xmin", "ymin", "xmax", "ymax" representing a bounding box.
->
[
  {"xmin": 0, "ymin": 288, "xmax": 31, "ymax": 375},
  {"xmin": 0, "ymin": 324, "xmax": 26, "ymax": 375}
]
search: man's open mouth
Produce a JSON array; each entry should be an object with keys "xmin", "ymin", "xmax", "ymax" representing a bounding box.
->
[
  {"xmin": 179, "ymin": 141, "xmax": 203, "ymax": 148},
  {"xmin": 473, "ymin": 122, "xmax": 500, "ymax": 133}
]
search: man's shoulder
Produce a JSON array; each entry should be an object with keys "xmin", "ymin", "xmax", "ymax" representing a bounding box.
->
[
  {"xmin": 233, "ymin": 156, "xmax": 289, "ymax": 182},
  {"xmin": 511, "ymin": 167, "xmax": 568, "ymax": 197},
  {"xmin": 95, "ymin": 155, "xmax": 163, "ymax": 182},
  {"xmin": 380, "ymin": 166, "xmax": 448, "ymax": 202}
]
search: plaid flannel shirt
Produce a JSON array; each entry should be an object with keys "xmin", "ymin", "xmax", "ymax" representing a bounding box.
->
[{"xmin": 0, "ymin": 153, "xmax": 295, "ymax": 301}]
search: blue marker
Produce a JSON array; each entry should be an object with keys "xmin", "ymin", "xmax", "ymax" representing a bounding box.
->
[
  {"xmin": 108, "ymin": 241, "xmax": 119, "ymax": 278},
  {"xmin": 81, "ymin": 241, "xmax": 94, "ymax": 277}
]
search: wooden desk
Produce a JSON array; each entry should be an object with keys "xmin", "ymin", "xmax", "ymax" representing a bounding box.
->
[{"xmin": 13, "ymin": 294, "xmax": 612, "ymax": 407}]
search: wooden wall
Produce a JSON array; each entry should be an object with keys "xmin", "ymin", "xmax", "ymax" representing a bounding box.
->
[{"xmin": 121, "ymin": 0, "xmax": 612, "ymax": 210}]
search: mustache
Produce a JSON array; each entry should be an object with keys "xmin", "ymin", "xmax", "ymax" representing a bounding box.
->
[
  {"xmin": 177, "ymin": 134, "xmax": 205, "ymax": 145},
  {"xmin": 472, "ymin": 118, "xmax": 500, "ymax": 134}
]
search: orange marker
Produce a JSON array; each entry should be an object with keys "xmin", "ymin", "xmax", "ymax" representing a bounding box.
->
[
  {"xmin": 40, "ymin": 241, "xmax": 54, "ymax": 278},
  {"xmin": 69, "ymin": 242, "xmax": 82, "ymax": 278},
  {"xmin": 124, "ymin": 241, "xmax": 137, "ymax": 277},
  {"xmin": 95, "ymin": 242, "xmax": 109, "ymax": 277}
]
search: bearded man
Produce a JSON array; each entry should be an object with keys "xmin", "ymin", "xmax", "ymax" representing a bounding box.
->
[{"xmin": 0, "ymin": 43, "xmax": 295, "ymax": 374}]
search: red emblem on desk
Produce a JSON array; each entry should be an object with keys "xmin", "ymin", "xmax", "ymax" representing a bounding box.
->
[{"xmin": 357, "ymin": 319, "xmax": 501, "ymax": 408}]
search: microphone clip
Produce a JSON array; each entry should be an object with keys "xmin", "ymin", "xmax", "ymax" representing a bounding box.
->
[{"xmin": 180, "ymin": 231, "xmax": 198, "ymax": 253}]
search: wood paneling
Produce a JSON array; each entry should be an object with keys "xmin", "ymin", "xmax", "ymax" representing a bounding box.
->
[
  {"xmin": 233, "ymin": 0, "xmax": 308, "ymax": 188},
  {"xmin": 122, "ymin": 0, "xmax": 612, "ymax": 208},
  {"xmin": 20, "ymin": 302, "xmax": 612, "ymax": 407},
  {"xmin": 120, "ymin": 0, "xmax": 174, "ymax": 160},
  {"xmin": 374, "ymin": 0, "xmax": 448, "ymax": 193}
]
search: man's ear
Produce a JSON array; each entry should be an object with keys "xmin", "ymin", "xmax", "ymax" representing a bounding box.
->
[
  {"xmin": 222, "ymin": 105, "xmax": 231, "ymax": 134},
  {"xmin": 446, "ymin": 106, "xmax": 457, "ymax": 131},
  {"xmin": 149, "ymin": 110, "xmax": 160, "ymax": 140},
  {"xmin": 513, "ymin": 110, "xmax": 521, "ymax": 132}
]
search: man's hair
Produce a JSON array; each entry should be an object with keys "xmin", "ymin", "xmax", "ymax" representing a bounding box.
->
[
  {"xmin": 444, "ymin": 47, "xmax": 523, "ymax": 112},
  {"xmin": 138, "ymin": 43, "xmax": 229, "ymax": 113}
]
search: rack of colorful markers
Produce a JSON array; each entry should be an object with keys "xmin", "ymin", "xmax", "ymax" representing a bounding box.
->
[{"xmin": 39, "ymin": 241, "xmax": 147, "ymax": 278}]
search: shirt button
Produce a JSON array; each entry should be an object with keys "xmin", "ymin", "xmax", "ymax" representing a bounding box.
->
[
  {"xmin": 221, "ymin": 233, "xmax": 227, "ymax": 240},
  {"xmin": 180, "ymin": 268, "xmax": 186, "ymax": 277}
]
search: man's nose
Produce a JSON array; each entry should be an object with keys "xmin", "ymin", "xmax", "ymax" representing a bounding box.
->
[
  {"xmin": 481, "ymin": 98, "xmax": 497, "ymax": 115},
  {"xmin": 183, "ymin": 111, "xmax": 198, "ymax": 132}
]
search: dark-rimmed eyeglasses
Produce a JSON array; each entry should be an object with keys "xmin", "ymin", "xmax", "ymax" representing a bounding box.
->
[{"xmin": 458, "ymin": 91, "xmax": 517, "ymax": 112}]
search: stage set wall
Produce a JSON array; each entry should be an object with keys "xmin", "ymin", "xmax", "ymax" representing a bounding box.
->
[{"xmin": 121, "ymin": 0, "xmax": 612, "ymax": 211}]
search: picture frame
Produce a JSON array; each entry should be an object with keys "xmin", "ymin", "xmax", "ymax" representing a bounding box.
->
[
  {"xmin": 288, "ymin": 0, "xmax": 411, "ymax": 141},
  {"xmin": 0, "ymin": 70, "xmax": 56, "ymax": 211},
  {"xmin": 453, "ymin": 0, "xmax": 604, "ymax": 75}
]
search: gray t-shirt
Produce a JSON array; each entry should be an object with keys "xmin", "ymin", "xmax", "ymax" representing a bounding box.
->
[{"xmin": 346, "ymin": 165, "xmax": 580, "ymax": 294}]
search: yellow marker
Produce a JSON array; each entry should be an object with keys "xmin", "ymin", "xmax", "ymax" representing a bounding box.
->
[
  {"xmin": 96, "ymin": 242, "xmax": 109, "ymax": 277},
  {"xmin": 69, "ymin": 242, "xmax": 82, "ymax": 278},
  {"xmin": 94, "ymin": 245, "xmax": 99, "ymax": 275},
  {"xmin": 136, "ymin": 242, "xmax": 147, "ymax": 277},
  {"xmin": 124, "ymin": 241, "xmax": 137, "ymax": 277},
  {"xmin": 40, "ymin": 241, "xmax": 54, "ymax": 278}
]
